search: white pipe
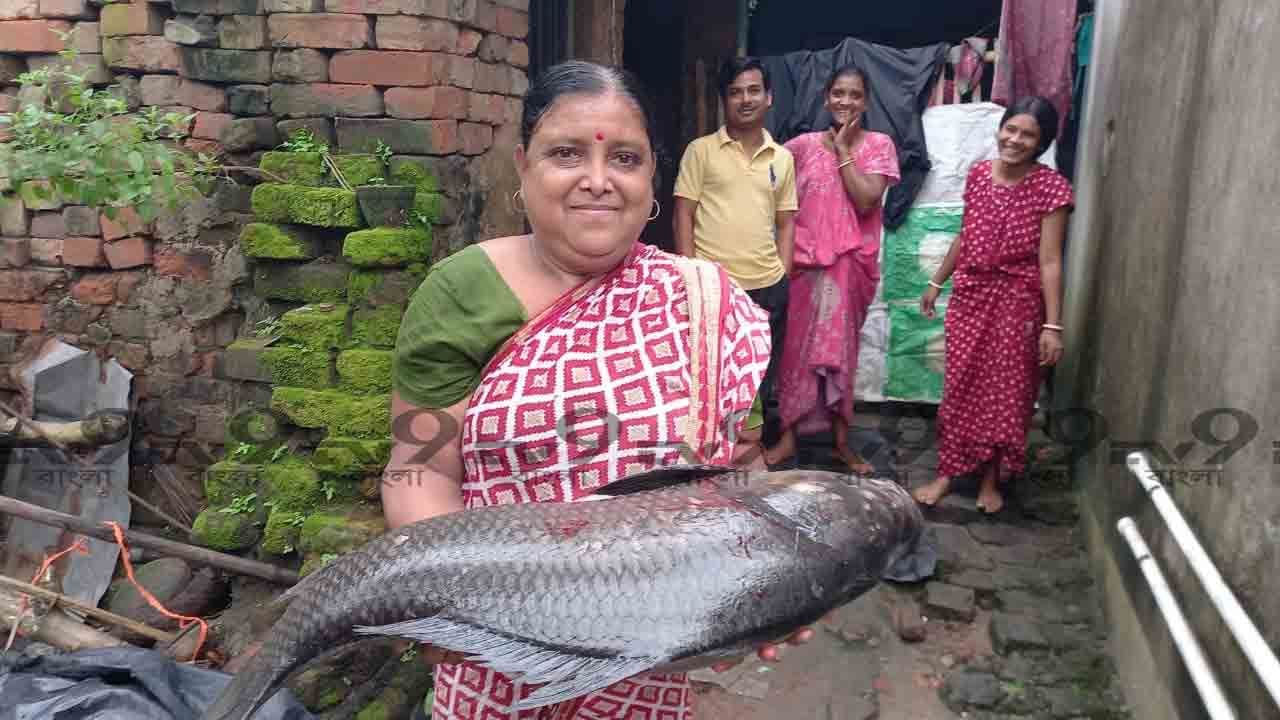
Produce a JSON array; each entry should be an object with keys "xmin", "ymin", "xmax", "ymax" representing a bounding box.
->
[
  {"xmin": 1126, "ymin": 452, "xmax": 1280, "ymax": 710},
  {"xmin": 1117, "ymin": 517, "xmax": 1237, "ymax": 720}
]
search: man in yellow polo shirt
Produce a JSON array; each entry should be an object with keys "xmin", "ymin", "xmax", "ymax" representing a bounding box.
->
[{"xmin": 673, "ymin": 56, "xmax": 797, "ymax": 450}]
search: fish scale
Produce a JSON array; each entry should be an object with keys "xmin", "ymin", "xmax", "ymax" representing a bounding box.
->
[{"xmin": 202, "ymin": 467, "xmax": 923, "ymax": 719}]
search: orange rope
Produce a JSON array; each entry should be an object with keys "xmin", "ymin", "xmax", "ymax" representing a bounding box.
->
[
  {"xmin": 106, "ymin": 521, "xmax": 208, "ymax": 662},
  {"xmin": 6, "ymin": 537, "xmax": 91, "ymax": 646}
]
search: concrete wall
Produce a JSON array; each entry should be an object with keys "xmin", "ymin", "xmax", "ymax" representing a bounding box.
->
[{"xmin": 1061, "ymin": 0, "xmax": 1280, "ymax": 717}]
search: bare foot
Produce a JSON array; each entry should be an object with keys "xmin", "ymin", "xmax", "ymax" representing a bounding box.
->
[
  {"xmin": 836, "ymin": 445, "xmax": 874, "ymax": 474},
  {"xmin": 763, "ymin": 428, "xmax": 797, "ymax": 466},
  {"xmin": 976, "ymin": 484, "xmax": 1004, "ymax": 514},
  {"xmin": 911, "ymin": 476, "xmax": 951, "ymax": 506}
]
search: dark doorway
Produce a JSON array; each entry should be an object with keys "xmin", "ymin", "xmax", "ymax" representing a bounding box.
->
[{"xmin": 623, "ymin": 0, "xmax": 688, "ymax": 253}]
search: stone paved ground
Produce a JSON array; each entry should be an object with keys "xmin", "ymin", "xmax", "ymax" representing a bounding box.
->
[{"xmin": 689, "ymin": 407, "xmax": 1134, "ymax": 720}]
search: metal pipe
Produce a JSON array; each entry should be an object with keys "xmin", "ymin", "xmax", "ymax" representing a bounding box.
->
[
  {"xmin": 1116, "ymin": 517, "xmax": 1236, "ymax": 720},
  {"xmin": 1126, "ymin": 452, "xmax": 1280, "ymax": 710}
]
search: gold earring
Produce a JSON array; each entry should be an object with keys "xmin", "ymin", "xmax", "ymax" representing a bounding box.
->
[
  {"xmin": 512, "ymin": 189, "xmax": 526, "ymax": 213},
  {"xmin": 648, "ymin": 199, "xmax": 661, "ymax": 221}
]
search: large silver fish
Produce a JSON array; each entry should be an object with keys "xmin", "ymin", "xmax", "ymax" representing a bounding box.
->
[{"xmin": 203, "ymin": 465, "xmax": 924, "ymax": 719}]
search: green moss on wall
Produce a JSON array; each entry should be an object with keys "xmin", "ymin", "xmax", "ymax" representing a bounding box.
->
[
  {"xmin": 251, "ymin": 184, "xmax": 363, "ymax": 228},
  {"xmin": 278, "ymin": 304, "xmax": 349, "ymax": 350},
  {"xmin": 336, "ymin": 349, "xmax": 393, "ymax": 395},
  {"xmin": 271, "ymin": 387, "xmax": 391, "ymax": 439},
  {"xmin": 239, "ymin": 223, "xmax": 321, "ymax": 260},
  {"xmin": 342, "ymin": 228, "xmax": 432, "ymax": 268},
  {"xmin": 260, "ymin": 152, "xmax": 326, "ymax": 187}
]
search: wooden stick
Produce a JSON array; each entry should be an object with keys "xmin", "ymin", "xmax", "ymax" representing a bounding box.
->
[
  {"xmin": 0, "ymin": 573, "xmax": 177, "ymax": 644},
  {"xmin": 0, "ymin": 494, "xmax": 300, "ymax": 586},
  {"xmin": 0, "ymin": 587, "xmax": 128, "ymax": 652},
  {"xmin": 0, "ymin": 399, "xmax": 195, "ymax": 535}
]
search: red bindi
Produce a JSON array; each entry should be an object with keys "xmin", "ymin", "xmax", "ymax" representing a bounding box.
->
[{"xmin": 595, "ymin": 132, "xmax": 605, "ymax": 141}]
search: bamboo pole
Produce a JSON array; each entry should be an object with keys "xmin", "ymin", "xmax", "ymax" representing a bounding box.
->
[
  {"xmin": 0, "ymin": 494, "xmax": 300, "ymax": 586},
  {"xmin": 0, "ymin": 573, "xmax": 177, "ymax": 645},
  {"xmin": 0, "ymin": 588, "xmax": 127, "ymax": 652}
]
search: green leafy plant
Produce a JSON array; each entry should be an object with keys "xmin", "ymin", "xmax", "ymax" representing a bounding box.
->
[
  {"xmin": 319, "ymin": 552, "xmax": 338, "ymax": 567},
  {"xmin": 404, "ymin": 208, "xmax": 433, "ymax": 233},
  {"xmin": 254, "ymin": 316, "xmax": 283, "ymax": 340},
  {"xmin": 0, "ymin": 40, "xmax": 257, "ymax": 222},
  {"xmin": 277, "ymin": 128, "xmax": 355, "ymax": 191},
  {"xmin": 374, "ymin": 140, "xmax": 393, "ymax": 166},
  {"xmin": 320, "ymin": 479, "xmax": 338, "ymax": 502},
  {"xmin": 221, "ymin": 492, "xmax": 258, "ymax": 515}
]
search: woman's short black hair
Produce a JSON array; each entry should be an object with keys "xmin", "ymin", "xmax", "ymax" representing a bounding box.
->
[
  {"xmin": 717, "ymin": 56, "xmax": 771, "ymax": 98},
  {"xmin": 1000, "ymin": 96, "xmax": 1059, "ymax": 156},
  {"xmin": 824, "ymin": 63, "xmax": 869, "ymax": 97}
]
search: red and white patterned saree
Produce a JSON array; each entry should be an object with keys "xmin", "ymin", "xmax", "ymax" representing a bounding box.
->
[{"xmin": 430, "ymin": 242, "xmax": 771, "ymax": 720}]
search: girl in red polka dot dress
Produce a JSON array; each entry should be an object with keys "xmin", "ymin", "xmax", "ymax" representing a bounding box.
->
[{"xmin": 913, "ymin": 97, "xmax": 1074, "ymax": 514}]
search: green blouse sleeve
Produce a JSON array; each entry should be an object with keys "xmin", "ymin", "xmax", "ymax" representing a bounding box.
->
[{"xmin": 392, "ymin": 246, "xmax": 527, "ymax": 409}]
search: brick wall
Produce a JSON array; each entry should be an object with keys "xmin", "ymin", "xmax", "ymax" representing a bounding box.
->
[{"xmin": 0, "ymin": 0, "xmax": 528, "ymax": 527}]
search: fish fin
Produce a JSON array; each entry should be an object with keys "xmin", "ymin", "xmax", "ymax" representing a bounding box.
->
[
  {"xmin": 352, "ymin": 616, "xmax": 661, "ymax": 709},
  {"xmin": 591, "ymin": 463, "xmax": 739, "ymax": 497}
]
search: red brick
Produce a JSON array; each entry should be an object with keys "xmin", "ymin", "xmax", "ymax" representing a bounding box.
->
[
  {"xmin": 193, "ymin": 111, "xmax": 235, "ymax": 140},
  {"xmin": 324, "ymin": 0, "xmax": 399, "ymax": 12},
  {"xmin": 63, "ymin": 236, "xmax": 108, "ymax": 267},
  {"xmin": 30, "ymin": 212, "xmax": 66, "ymax": 238},
  {"xmin": 70, "ymin": 273, "xmax": 118, "ymax": 305},
  {"xmin": 100, "ymin": 2, "xmax": 165, "ymax": 37},
  {"xmin": 457, "ymin": 0, "xmax": 497, "ymax": 31},
  {"xmin": 329, "ymin": 50, "xmax": 449, "ymax": 87},
  {"xmin": 467, "ymin": 91, "xmax": 504, "ymax": 124},
  {"xmin": 29, "ymin": 238, "xmax": 63, "ymax": 265},
  {"xmin": 39, "ymin": 0, "xmax": 91, "ymax": 19},
  {"xmin": 268, "ymin": 13, "xmax": 370, "ymax": 49},
  {"xmin": 102, "ymin": 36, "xmax": 181, "ymax": 73},
  {"xmin": 179, "ymin": 80, "xmax": 228, "ymax": 111},
  {"xmin": 115, "ymin": 271, "xmax": 144, "ymax": 303},
  {"xmin": 0, "ymin": 303, "xmax": 43, "ymax": 331},
  {"xmin": 459, "ymin": 122, "xmax": 492, "ymax": 156},
  {"xmin": 456, "ymin": 28, "xmax": 482, "ymax": 55},
  {"xmin": 140, "ymin": 75, "xmax": 182, "ymax": 107},
  {"xmin": 507, "ymin": 39, "xmax": 528, "ymax": 68},
  {"xmin": 449, "ymin": 56, "xmax": 475, "ymax": 89},
  {"xmin": 375, "ymin": 15, "xmax": 457, "ymax": 51},
  {"xmin": 100, "ymin": 207, "xmax": 147, "ymax": 241},
  {"xmin": 0, "ymin": 0, "xmax": 38, "ymax": 20},
  {"xmin": 0, "ymin": 239, "xmax": 30, "ymax": 268},
  {"xmin": 0, "ymin": 20, "xmax": 71, "ymax": 53},
  {"xmin": 0, "ymin": 95, "xmax": 15, "ymax": 113},
  {"xmin": 104, "ymin": 237, "xmax": 153, "ymax": 269},
  {"xmin": 185, "ymin": 138, "xmax": 224, "ymax": 155},
  {"xmin": 398, "ymin": 0, "xmax": 447, "ymax": 16},
  {"xmin": 0, "ymin": 269, "xmax": 62, "ymax": 301},
  {"xmin": 269, "ymin": 83, "xmax": 383, "ymax": 118},
  {"xmin": 70, "ymin": 21, "xmax": 100, "ymax": 53},
  {"xmin": 218, "ymin": 14, "xmax": 267, "ymax": 50},
  {"xmin": 154, "ymin": 247, "xmax": 213, "ymax": 281},
  {"xmin": 426, "ymin": 119, "xmax": 460, "ymax": 155},
  {"xmin": 385, "ymin": 86, "xmax": 467, "ymax": 120},
  {"xmin": 495, "ymin": 6, "xmax": 527, "ymax": 38},
  {"xmin": 473, "ymin": 61, "xmax": 510, "ymax": 94}
]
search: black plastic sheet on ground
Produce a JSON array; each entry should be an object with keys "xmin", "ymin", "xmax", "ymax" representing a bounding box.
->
[{"xmin": 0, "ymin": 647, "xmax": 314, "ymax": 719}]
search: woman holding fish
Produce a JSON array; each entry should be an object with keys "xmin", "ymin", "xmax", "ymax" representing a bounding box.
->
[{"xmin": 385, "ymin": 61, "xmax": 814, "ymax": 719}]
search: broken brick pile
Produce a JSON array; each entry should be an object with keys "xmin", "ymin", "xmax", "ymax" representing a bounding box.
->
[{"xmin": 0, "ymin": 0, "xmax": 529, "ymax": 531}]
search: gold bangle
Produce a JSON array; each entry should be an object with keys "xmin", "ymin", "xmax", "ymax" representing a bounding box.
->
[
  {"xmin": 1043, "ymin": 323, "xmax": 1064, "ymax": 332},
  {"xmin": 837, "ymin": 157, "xmax": 855, "ymax": 170}
]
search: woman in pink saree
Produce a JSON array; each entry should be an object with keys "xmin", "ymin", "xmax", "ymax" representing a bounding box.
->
[
  {"xmin": 764, "ymin": 65, "xmax": 900, "ymax": 471},
  {"xmin": 387, "ymin": 61, "xmax": 815, "ymax": 720}
]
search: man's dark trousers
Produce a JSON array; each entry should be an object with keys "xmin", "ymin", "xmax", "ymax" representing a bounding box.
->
[{"xmin": 746, "ymin": 275, "xmax": 789, "ymax": 448}]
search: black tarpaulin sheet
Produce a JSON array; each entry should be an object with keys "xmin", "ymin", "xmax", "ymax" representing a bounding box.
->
[
  {"xmin": 0, "ymin": 647, "xmax": 314, "ymax": 719},
  {"xmin": 761, "ymin": 38, "xmax": 950, "ymax": 229}
]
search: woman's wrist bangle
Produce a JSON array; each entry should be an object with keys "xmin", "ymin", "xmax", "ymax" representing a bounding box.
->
[
  {"xmin": 837, "ymin": 157, "xmax": 855, "ymax": 170},
  {"xmin": 927, "ymin": 280, "xmax": 945, "ymax": 290},
  {"xmin": 1043, "ymin": 323, "xmax": 1064, "ymax": 332}
]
